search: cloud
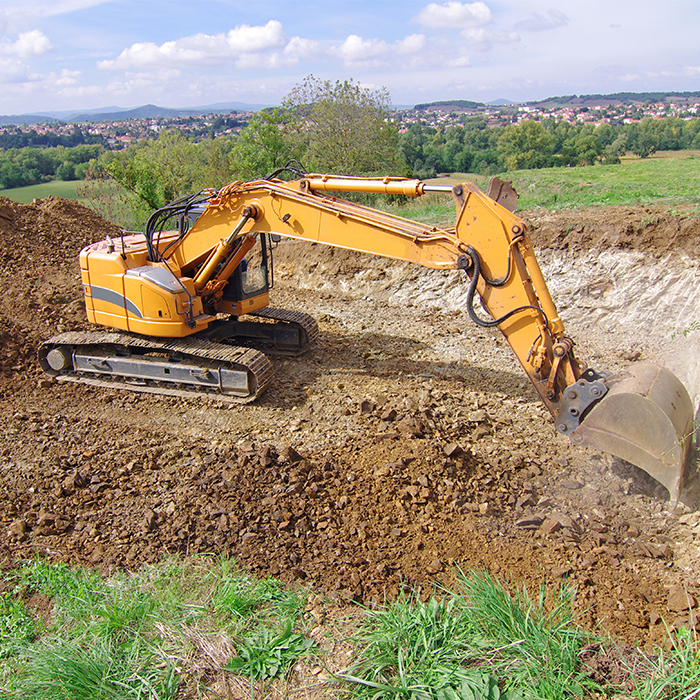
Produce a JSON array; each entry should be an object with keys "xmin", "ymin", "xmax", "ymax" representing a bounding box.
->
[
  {"xmin": 447, "ymin": 56, "xmax": 470, "ymax": 68},
  {"xmin": 0, "ymin": 30, "xmax": 52, "ymax": 58},
  {"xmin": 0, "ymin": 57, "xmax": 34, "ymax": 83},
  {"xmin": 54, "ymin": 68, "xmax": 80, "ymax": 86},
  {"xmin": 415, "ymin": 1, "xmax": 492, "ymax": 29},
  {"xmin": 226, "ymin": 20, "xmax": 286, "ymax": 53},
  {"xmin": 336, "ymin": 35, "xmax": 390, "ymax": 64},
  {"xmin": 460, "ymin": 27, "xmax": 519, "ymax": 51},
  {"xmin": 397, "ymin": 34, "xmax": 426, "ymax": 55},
  {"xmin": 284, "ymin": 36, "xmax": 321, "ymax": 60},
  {"xmin": 98, "ymin": 20, "xmax": 287, "ymax": 70},
  {"xmin": 514, "ymin": 9, "xmax": 569, "ymax": 32},
  {"xmin": 334, "ymin": 33, "xmax": 427, "ymax": 67}
]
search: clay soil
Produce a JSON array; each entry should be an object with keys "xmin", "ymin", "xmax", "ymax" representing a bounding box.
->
[{"xmin": 1, "ymin": 196, "xmax": 700, "ymax": 653}]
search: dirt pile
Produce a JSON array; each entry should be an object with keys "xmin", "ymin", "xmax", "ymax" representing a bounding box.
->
[
  {"xmin": 525, "ymin": 204, "xmax": 700, "ymax": 257},
  {"xmin": 0, "ymin": 197, "xmax": 120, "ymax": 379},
  {"xmin": 1, "ymin": 196, "xmax": 699, "ymax": 651}
]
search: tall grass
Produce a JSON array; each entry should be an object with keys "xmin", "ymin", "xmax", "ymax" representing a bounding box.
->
[
  {"xmin": 0, "ymin": 556, "xmax": 313, "ymax": 699},
  {"xmin": 340, "ymin": 570, "xmax": 593, "ymax": 700}
]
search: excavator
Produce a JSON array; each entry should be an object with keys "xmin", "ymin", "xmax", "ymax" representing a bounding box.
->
[{"xmin": 39, "ymin": 171, "xmax": 695, "ymax": 503}]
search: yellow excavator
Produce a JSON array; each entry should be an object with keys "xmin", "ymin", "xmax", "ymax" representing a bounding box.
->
[{"xmin": 39, "ymin": 171, "xmax": 694, "ymax": 503}]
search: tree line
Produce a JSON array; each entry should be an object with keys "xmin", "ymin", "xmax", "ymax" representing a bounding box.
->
[
  {"xmin": 0, "ymin": 145, "xmax": 104, "ymax": 189},
  {"xmin": 403, "ymin": 115, "xmax": 700, "ymax": 179}
]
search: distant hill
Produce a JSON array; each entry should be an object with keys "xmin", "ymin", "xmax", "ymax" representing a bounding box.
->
[
  {"xmin": 413, "ymin": 100, "xmax": 484, "ymax": 111},
  {"xmin": 0, "ymin": 101, "xmax": 270, "ymax": 126},
  {"xmin": 530, "ymin": 91, "xmax": 700, "ymax": 107},
  {"xmin": 0, "ymin": 114, "xmax": 57, "ymax": 126}
]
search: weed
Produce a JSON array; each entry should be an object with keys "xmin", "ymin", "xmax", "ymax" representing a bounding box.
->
[
  {"xmin": 0, "ymin": 593, "xmax": 35, "ymax": 659},
  {"xmin": 227, "ymin": 624, "xmax": 316, "ymax": 681},
  {"xmin": 0, "ymin": 556, "xmax": 313, "ymax": 698},
  {"xmin": 629, "ymin": 628, "xmax": 700, "ymax": 700},
  {"xmin": 20, "ymin": 636, "xmax": 179, "ymax": 700},
  {"xmin": 341, "ymin": 571, "xmax": 594, "ymax": 700}
]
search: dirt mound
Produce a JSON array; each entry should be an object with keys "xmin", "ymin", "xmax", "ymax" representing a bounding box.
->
[
  {"xmin": 525, "ymin": 205, "xmax": 700, "ymax": 257},
  {"xmin": 1, "ymin": 197, "xmax": 699, "ymax": 652},
  {"xmin": 0, "ymin": 196, "xmax": 120, "ymax": 373}
]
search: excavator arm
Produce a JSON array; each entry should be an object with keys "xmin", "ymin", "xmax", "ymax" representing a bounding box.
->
[
  {"xmin": 170, "ymin": 174, "xmax": 693, "ymax": 502},
  {"xmin": 169, "ymin": 176, "xmax": 579, "ymax": 411}
]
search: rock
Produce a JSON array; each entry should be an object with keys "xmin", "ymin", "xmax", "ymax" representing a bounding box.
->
[
  {"xmin": 359, "ymin": 400, "xmax": 374, "ymax": 414},
  {"xmin": 550, "ymin": 512, "xmax": 575, "ymax": 530},
  {"xmin": 667, "ymin": 586, "xmax": 696, "ymax": 612},
  {"xmin": 397, "ymin": 417, "xmax": 424, "ymax": 437},
  {"xmin": 580, "ymin": 552, "xmax": 597, "ymax": 569},
  {"xmin": 9, "ymin": 519, "xmax": 27, "ymax": 536},
  {"xmin": 468, "ymin": 409, "xmax": 487, "ymax": 423},
  {"xmin": 560, "ymin": 479, "xmax": 582, "ymax": 490},
  {"xmin": 142, "ymin": 510, "xmax": 157, "ymax": 531},
  {"xmin": 443, "ymin": 443, "xmax": 462, "ymax": 457},
  {"xmin": 283, "ymin": 445, "xmax": 305, "ymax": 463},
  {"xmin": 426, "ymin": 559, "xmax": 443, "ymax": 575},
  {"xmin": 381, "ymin": 408, "xmax": 397, "ymax": 422},
  {"xmin": 540, "ymin": 518, "xmax": 561, "ymax": 536},
  {"xmin": 515, "ymin": 515, "xmax": 544, "ymax": 528},
  {"xmin": 516, "ymin": 494, "xmax": 535, "ymax": 509}
]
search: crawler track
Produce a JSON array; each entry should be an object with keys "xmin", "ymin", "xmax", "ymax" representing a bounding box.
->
[
  {"xmin": 38, "ymin": 330, "xmax": 273, "ymax": 403},
  {"xmin": 200, "ymin": 307, "xmax": 320, "ymax": 356},
  {"xmin": 248, "ymin": 307, "xmax": 320, "ymax": 353}
]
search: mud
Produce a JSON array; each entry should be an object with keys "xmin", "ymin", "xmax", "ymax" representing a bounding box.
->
[{"xmin": 1, "ymin": 196, "xmax": 699, "ymax": 651}]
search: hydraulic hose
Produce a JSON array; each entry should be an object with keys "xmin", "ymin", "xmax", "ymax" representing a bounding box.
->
[{"xmin": 465, "ymin": 245, "xmax": 549, "ymax": 330}]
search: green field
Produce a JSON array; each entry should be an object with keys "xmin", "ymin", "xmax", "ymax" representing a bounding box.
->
[
  {"xmin": 402, "ymin": 150, "xmax": 700, "ymax": 224},
  {"xmin": 508, "ymin": 150, "xmax": 700, "ymax": 210},
  {"xmin": 0, "ymin": 180, "xmax": 83, "ymax": 204},
  {"xmin": 3, "ymin": 151, "xmax": 700, "ymax": 217}
]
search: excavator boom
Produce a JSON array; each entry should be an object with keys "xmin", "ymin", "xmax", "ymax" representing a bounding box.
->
[{"xmin": 41, "ymin": 174, "xmax": 695, "ymax": 502}]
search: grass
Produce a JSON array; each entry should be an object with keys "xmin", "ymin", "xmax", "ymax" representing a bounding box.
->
[
  {"xmin": 341, "ymin": 571, "xmax": 593, "ymax": 700},
  {"xmin": 507, "ymin": 151, "xmax": 700, "ymax": 211},
  {"xmin": 629, "ymin": 628, "xmax": 700, "ymax": 700},
  {"xmin": 385, "ymin": 150, "xmax": 700, "ymax": 226},
  {"xmin": 2, "ymin": 557, "xmax": 699, "ymax": 698},
  {"xmin": 0, "ymin": 180, "xmax": 83, "ymax": 203},
  {"xmin": 0, "ymin": 556, "xmax": 314, "ymax": 699}
]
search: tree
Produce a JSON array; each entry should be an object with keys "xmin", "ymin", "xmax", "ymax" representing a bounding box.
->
[
  {"xmin": 498, "ymin": 121, "xmax": 555, "ymax": 170},
  {"xmin": 103, "ymin": 130, "xmax": 232, "ymax": 211},
  {"xmin": 228, "ymin": 108, "xmax": 301, "ymax": 180},
  {"xmin": 282, "ymin": 75, "xmax": 406, "ymax": 175}
]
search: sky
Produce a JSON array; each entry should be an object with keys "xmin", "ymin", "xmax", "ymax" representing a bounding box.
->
[{"xmin": 1, "ymin": 0, "xmax": 699, "ymax": 115}]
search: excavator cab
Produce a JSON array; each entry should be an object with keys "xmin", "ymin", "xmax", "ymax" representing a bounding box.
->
[{"xmin": 216, "ymin": 232, "xmax": 272, "ymax": 317}]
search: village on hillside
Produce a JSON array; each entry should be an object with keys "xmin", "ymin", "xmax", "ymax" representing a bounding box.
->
[{"xmin": 2, "ymin": 96, "xmax": 700, "ymax": 150}]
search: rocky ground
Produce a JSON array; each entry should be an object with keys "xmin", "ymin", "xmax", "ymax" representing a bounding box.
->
[{"xmin": 1, "ymin": 194, "xmax": 700, "ymax": 658}]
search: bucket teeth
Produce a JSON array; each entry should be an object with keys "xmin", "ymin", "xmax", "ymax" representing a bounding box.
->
[{"xmin": 570, "ymin": 363, "xmax": 694, "ymax": 504}]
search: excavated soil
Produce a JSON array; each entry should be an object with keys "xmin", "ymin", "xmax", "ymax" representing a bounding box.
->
[{"xmin": 1, "ymin": 196, "xmax": 700, "ymax": 652}]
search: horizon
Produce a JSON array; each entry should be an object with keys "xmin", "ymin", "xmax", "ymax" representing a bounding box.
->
[
  {"xmin": 1, "ymin": 1, "xmax": 699, "ymax": 116},
  {"xmin": 6, "ymin": 90, "xmax": 700, "ymax": 122}
]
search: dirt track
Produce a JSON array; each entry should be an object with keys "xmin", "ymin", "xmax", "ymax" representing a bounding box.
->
[{"xmin": 1, "ymin": 196, "xmax": 700, "ymax": 650}]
